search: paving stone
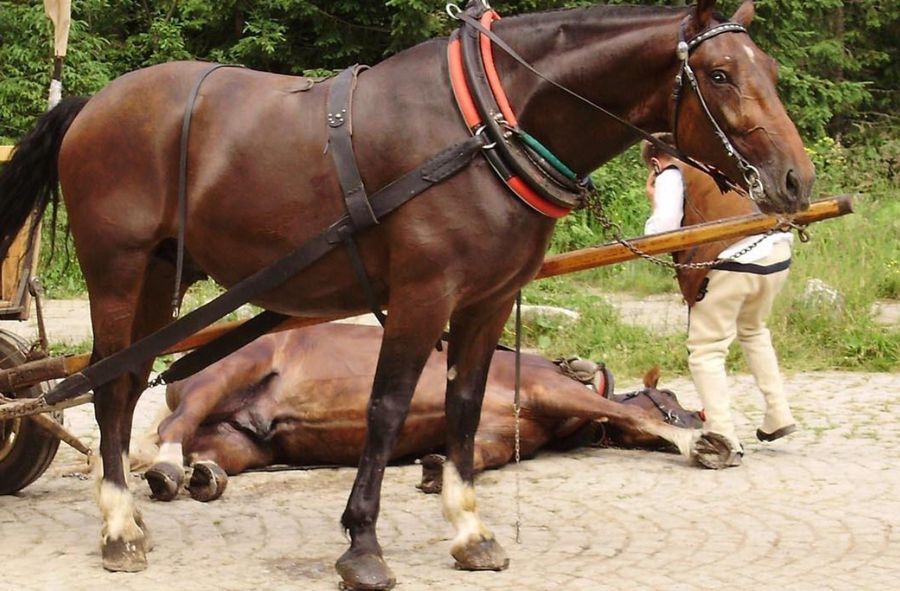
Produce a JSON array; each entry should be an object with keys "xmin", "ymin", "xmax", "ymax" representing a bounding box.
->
[{"xmin": 1, "ymin": 304, "xmax": 898, "ymax": 589}]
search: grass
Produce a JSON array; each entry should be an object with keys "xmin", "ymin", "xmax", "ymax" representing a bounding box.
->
[
  {"xmin": 517, "ymin": 136, "xmax": 899, "ymax": 377},
  {"xmin": 27, "ymin": 134, "xmax": 899, "ymax": 379}
]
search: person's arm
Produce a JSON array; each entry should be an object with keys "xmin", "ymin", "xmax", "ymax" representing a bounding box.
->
[{"xmin": 644, "ymin": 167, "xmax": 684, "ymax": 235}]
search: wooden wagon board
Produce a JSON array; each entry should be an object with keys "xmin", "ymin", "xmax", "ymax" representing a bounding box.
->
[{"xmin": 0, "ymin": 145, "xmax": 40, "ymax": 320}]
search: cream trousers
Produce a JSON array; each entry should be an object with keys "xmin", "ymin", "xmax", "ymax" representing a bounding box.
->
[{"xmin": 687, "ymin": 241, "xmax": 794, "ymax": 449}]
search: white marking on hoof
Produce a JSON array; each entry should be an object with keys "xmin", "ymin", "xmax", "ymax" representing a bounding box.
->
[
  {"xmin": 441, "ymin": 461, "xmax": 492, "ymax": 553},
  {"xmin": 155, "ymin": 442, "xmax": 184, "ymax": 466},
  {"xmin": 644, "ymin": 422, "xmax": 700, "ymax": 457},
  {"xmin": 97, "ymin": 481, "xmax": 143, "ymax": 543}
]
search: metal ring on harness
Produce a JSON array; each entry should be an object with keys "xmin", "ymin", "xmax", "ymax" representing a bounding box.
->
[{"xmin": 474, "ymin": 124, "xmax": 497, "ymax": 149}]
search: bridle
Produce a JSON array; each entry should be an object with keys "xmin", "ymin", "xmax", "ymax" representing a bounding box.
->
[
  {"xmin": 448, "ymin": 1, "xmax": 766, "ymax": 203},
  {"xmin": 618, "ymin": 388, "xmax": 685, "ymax": 427},
  {"xmin": 671, "ymin": 19, "xmax": 766, "ymax": 202}
]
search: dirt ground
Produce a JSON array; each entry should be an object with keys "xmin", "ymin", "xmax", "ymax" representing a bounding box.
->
[{"xmin": 1, "ymin": 302, "xmax": 898, "ymax": 591}]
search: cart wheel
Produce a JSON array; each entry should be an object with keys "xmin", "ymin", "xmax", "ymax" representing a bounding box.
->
[{"xmin": 0, "ymin": 329, "xmax": 61, "ymax": 495}]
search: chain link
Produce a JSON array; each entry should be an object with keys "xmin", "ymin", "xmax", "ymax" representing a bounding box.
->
[
  {"xmin": 583, "ymin": 189, "xmax": 806, "ymax": 271},
  {"xmin": 513, "ymin": 401, "xmax": 522, "ymax": 543}
]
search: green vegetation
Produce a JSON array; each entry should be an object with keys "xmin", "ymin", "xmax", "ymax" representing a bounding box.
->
[
  {"xmin": 1, "ymin": 1, "xmax": 896, "ymax": 376},
  {"xmin": 522, "ymin": 136, "xmax": 899, "ymax": 375}
]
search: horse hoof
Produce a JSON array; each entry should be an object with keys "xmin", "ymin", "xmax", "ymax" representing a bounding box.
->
[
  {"xmin": 335, "ymin": 550, "xmax": 396, "ymax": 590},
  {"xmin": 187, "ymin": 461, "xmax": 228, "ymax": 502},
  {"xmin": 101, "ymin": 537, "xmax": 148, "ymax": 572},
  {"xmin": 146, "ymin": 461, "xmax": 184, "ymax": 501},
  {"xmin": 692, "ymin": 432, "xmax": 742, "ymax": 470},
  {"xmin": 416, "ymin": 453, "xmax": 445, "ymax": 494},
  {"xmin": 452, "ymin": 536, "xmax": 510, "ymax": 571}
]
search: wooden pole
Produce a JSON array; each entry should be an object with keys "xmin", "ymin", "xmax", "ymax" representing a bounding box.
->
[
  {"xmin": 537, "ymin": 195, "xmax": 853, "ymax": 279},
  {"xmin": 0, "ymin": 196, "xmax": 853, "ymax": 401}
]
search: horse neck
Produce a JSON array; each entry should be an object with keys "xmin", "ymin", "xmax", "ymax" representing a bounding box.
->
[
  {"xmin": 493, "ymin": 6, "xmax": 688, "ymax": 175},
  {"xmin": 674, "ymin": 163, "xmax": 758, "ymax": 293},
  {"xmin": 680, "ymin": 165, "xmax": 757, "ymax": 227}
]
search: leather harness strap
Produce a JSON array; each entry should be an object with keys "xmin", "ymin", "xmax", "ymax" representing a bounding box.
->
[
  {"xmin": 448, "ymin": 6, "xmax": 583, "ymax": 218},
  {"xmin": 326, "ymin": 65, "xmax": 385, "ymax": 326},
  {"xmin": 327, "ymin": 66, "xmax": 377, "ymax": 230},
  {"xmin": 172, "ymin": 63, "xmax": 242, "ymax": 316}
]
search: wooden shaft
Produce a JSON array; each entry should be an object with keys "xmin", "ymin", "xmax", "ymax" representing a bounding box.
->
[
  {"xmin": 537, "ymin": 195, "xmax": 853, "ymax": 279},
  {"xmin": 7, "ymin": 314, "xmax": 346, "ymax": 387},
  {"xmin": 0, "ymin": 196, "xmax": 852, "ymax": 397}
]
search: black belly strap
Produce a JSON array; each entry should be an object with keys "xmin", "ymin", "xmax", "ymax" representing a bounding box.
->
[
  {"xmin": 713, "ymin": 257, "xmax": 791, "ymax": 275},
  {"xmin": 327, "ymin": 65, "xmax": 386, "ymax": 326}
]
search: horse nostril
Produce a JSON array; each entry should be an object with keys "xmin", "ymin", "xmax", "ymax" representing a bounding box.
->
[{"xmin": 785, "ymin": 169, "xmax": 800, "ymax": 198}]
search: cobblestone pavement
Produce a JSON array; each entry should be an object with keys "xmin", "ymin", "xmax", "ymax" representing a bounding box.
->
[{"xmin": 2, "ymin": 370, "xmax": 898, "ymax": 591}]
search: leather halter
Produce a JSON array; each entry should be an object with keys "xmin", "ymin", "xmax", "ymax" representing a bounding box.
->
[
  {"xmin": 448, "ymin": 8, "xmax": 585, "ymax": 218},
  {"xmin": 615, "ymin": 388, "xmax": 685, "ymax": 427}
]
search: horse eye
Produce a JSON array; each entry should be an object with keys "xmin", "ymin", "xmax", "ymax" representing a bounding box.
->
[{"xmin": 710, "ymin": 69, "xmax": 728, "ymax": 84}]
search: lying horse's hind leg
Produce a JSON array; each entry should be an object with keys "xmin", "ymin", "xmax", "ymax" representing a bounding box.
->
[
  {"xmin": 443, "ymin": 298, "xmax": 515, "ymax": 572},
  {"xmin": 337, "ymin": 302, "xmax": 451, "ymax": 591}
]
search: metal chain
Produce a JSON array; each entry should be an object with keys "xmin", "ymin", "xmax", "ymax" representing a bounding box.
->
[
  {"xmin": 583, "ymin": 189, "xmax": 808, "ymax": 271},
  {"xmin": 513, "ymin": 290, "xmax": 523, "ymax": 544},
  {"xmin": 513, "ymin": 401, "xmax": 522, "ymax": 543}
]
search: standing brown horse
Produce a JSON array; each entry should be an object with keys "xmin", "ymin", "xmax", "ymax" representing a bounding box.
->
[{"xmin": 0, "ymin": 1, "xmax": 813, "ymax": 588}]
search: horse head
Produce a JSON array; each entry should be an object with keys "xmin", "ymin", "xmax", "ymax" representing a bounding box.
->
[
  {"xmin": 671, "ymin": 0, "xmax": 814, "ymax": 213},
  {"xmin": 608, "ymin": 367, "xmax": 704, "ymax": 433}
]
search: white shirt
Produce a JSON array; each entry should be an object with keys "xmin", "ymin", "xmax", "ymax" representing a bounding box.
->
[{"xmin": 644, "ymin": 167, "xmax": 792, "ymax": 264}]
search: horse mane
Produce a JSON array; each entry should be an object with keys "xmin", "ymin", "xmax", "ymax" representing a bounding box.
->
[
  {"xmin": 503, "ymin": 3, "xmax": 730, "ymax": 30},
  {"xmin": 504, "ymin": 3, "xmax": 690, "ymax": 25}
]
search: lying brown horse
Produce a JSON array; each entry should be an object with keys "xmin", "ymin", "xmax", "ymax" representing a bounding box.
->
[
  {"xmin": 144, "ymin": 323, "xmax": 703, "ymax": 501},
  {"xmin": 0, "ymin": 1, "xmax": 813, "ymax": 587}
]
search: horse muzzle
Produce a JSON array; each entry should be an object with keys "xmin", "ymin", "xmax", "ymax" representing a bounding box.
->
[{"xmin": 758, "ymin": 160, "xmax": 815, "ymax": 214}]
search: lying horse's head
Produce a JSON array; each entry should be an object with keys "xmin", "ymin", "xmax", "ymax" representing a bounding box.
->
[
  {"xmin": 671, "ymin": 0, "xmax": 814, "ymax": 213},
  {"xmin": 603, "ymin": 367, "xmax": 704, "ymax": 451}
]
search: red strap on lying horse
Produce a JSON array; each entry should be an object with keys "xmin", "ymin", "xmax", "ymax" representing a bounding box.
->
[{"xmin": 448, "ymin": 11, "xmax": 571, "ymax": 219}]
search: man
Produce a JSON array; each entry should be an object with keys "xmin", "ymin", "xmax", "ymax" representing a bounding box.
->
[{"xmin": 643, "ymin": 135, "xmax": 797, "ymax": 468}]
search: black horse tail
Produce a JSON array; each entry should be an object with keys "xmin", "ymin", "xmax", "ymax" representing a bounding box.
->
[{"xmin": 0, "ymin": 96, "xmax": 90, "ymax": 261}]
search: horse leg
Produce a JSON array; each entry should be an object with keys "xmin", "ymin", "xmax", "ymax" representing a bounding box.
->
[
  {"xmin": 442, "ymin": 298, "xmax": 515, "ymax": 572},
  {"xmin": 93, "ymin": 371, "xmax": 149, "ymax": 571},
  {"xmin": 529, "ymin": 386, "xmax": 701, "ymax": 457},
  {"xmin": 336, "ymin": 303, "xmax": 450, "ymax": 591},
  {"xmin": 415, "ymin": 436, "xmax": 519, "ymax": 495},
  {"xmin": 90, "ymin": 252, "xmax": 191, "ymax": 571}
]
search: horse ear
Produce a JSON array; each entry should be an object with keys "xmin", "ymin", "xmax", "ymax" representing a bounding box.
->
[
  {"xmin": 731, "ymin": 1, "xmax": 755, "ymax": 27},
  {"xmin": 643, "ymin": 366, "xmax": 661, "ymax": 389},
  {"xmin": 694, "ymin": 0, "xmax": 717, "ymax": 30}
]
